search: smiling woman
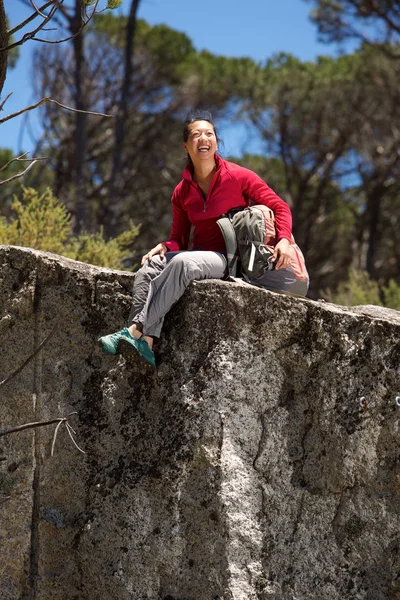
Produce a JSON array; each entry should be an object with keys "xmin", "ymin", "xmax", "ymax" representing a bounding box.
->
[{"xmin": 98, "ymin": 109, "xmax": 309, "ymax": 367}]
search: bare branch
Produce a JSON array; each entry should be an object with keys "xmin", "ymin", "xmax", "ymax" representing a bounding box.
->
[
  {"xmin": 50, "ymin": 419, "xmax": 64, "ymax": 456},
  {"xmin": 8, "ymin": 1, "xmax": 55, "ymax": 36},
  {"xmin": 0, "ymin": 151, "xmax": 38, "ymax": 171},
  {"xmin": 0, "ymin": 412, "xmax": 85, "ymax": 455},
  {"xmin": 0, "ymin": 324, "xmax": 56, "ymax": 389},
  {"xmin": 0, "ymin": 160, "xmax": 40, "ymax": 185},
  {"xmin": 0, "ymin": 96, "xmax": 114, "ymax": 126},
  {"xmin": 0, "ymin": 92, "xmax": 13, "ymax": 112},
  {"xmin": 3, "ymin": 0, "xmax": 61, "ymax": 51},
  {"xmin": 65, "ymin": 421, "xmax": 86, "ymax": 454},
  {"xmin": 33, "ymin": 0, "xmax": 99, "ymax": 45},
  {"xmin": 0, "ymin": 417, "xmax": 68, "ymax": 436},
  {"xmin": 29, "ymin": 0, "xmax": 50, "ymax": 19},
  {"xmin": 4, "ymin": 0, "xmax": 101, "ymax": 50}
]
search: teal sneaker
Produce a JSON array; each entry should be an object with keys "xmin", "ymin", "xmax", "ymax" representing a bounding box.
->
[
  {"xmin": 98, "ymin": 329, "xmax": 125, "ymax": 355},
  {"xmin": 119, "ymin": 329, "xmax": 156, "ymax": 367}
]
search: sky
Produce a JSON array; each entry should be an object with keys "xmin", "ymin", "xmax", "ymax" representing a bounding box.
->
[{"xmin": 2, "ymin": 0, "xmax": 355, "ymax": 156}]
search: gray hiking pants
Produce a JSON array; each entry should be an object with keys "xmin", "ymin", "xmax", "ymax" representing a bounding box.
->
[{"xmin": 129, "ymin": 251, "xmax": 227, "ymax": 337}]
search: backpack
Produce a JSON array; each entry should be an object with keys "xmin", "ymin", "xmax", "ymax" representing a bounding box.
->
[{"xmin": 216, "ymin": 204, "xmax": 308, "ymax": 282}]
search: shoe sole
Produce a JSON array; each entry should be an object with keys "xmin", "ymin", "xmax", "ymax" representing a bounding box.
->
[
  {"xmin": 119, "ymin": 337, "xmax": 156, "ymax": 368},
  {"xmin": 98, "ymin": 339, "xmax": 118, "ymax": 355}
]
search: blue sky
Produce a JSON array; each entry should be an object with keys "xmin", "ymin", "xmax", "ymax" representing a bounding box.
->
[{"xmin": 2, "ymin": 0, "xmax": 354, "ymax": 156}]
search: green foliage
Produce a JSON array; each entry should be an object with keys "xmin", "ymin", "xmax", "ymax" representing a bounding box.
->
[
  {"xmin": 0, "ymin": 187, "xmax": 71, "ymax": 253},
  {"xmin": 0, "ymin": 187, "xmax": 139, "ymax": 269},
  {"xmin": 382, "ymin": 279, "xmax": 400, "ymax": 311},
  {"xmin": 67, "ymin": 222, "xmax": 139, "ymax": 268},
  {"xmin": 93, "ymin": 16, "xmax": 197, "ymax": 82},
  {"xmin": 0, "ymin": 148, "xmax": 55, "ymax": 219},
  {"xmin": 307, "ymin": 0, "xmax": 400, "ymax": 46},
  {"xmin": 324, "ymin": 268, "xmax": 381, "ymax": 306},
  {"xmin": 106, "ymin": 0, "xmax": 123, "ymax": 8},
  {"xmin": 28, "ymin": 11, "xmax": 400, "ymax": 296},
  {"xmin": 82, "ymin": 0, "xmax": 122, "ymax": 8},
  {"xmin": 323, "ymin": 267, "xmax": 400, "ymax": 310},
  {"xmin": 0, "ymin": 149, "xmax": 21, "ymax": 186}
]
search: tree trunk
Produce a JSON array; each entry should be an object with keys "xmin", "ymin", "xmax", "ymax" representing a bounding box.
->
[
  {"xmin": 72, "ymin": 0, "xmax": 87, "ymax": 235},
  {"xmin": 0, "ymin": 0, "xmax": 8, "ymax": 97},
  {"xmin": 365, "ymin": 184, "xmax": 384, "ymax": 280},
  {"xmin": 106, "ymin": 0, "xmax": 141, "ymax": 238}
]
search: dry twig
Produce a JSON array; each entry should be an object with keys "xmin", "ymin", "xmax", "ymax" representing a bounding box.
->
[
  {"xmin": 8, "ymin": 1, "xmax": 55, "ymax": 37},
  {"xmin": 0, "ymin": 324, "xmax": 57, "ymax": 389},
  {"xmin": 0, "ymin": 412, "xmax": 86, "ymax": 455},
  {"xmin": 4, "ymin": 0, "xmax": 62, "ymax": 51},
  {"xmin": 0, "ymin": 92, "xmax": 13, "ymax": 112},
  {"xmin": 0, "ymin": 152, "xmax": 48, "ymax": 186},
  {"xmin": 0, "ymin": 160, "xmax": 39, "ymax": 185},
  {"xmin": 29, "ymin": 0, "xmax": 50, "ymax": 19},
  {"xmin": 0, "ymin": 151, "xmax": 30, "ymax": 171},
  {"xmin": 0, "ymin": 96, "xmax": 113, "ymax": 126},
  {"xmin": 0, "ymin": 416, "xmax": 69, "ymax": 436},
  {"xmin": 3, "ymin": 0, "xmax": 103, "ymax": 51}
]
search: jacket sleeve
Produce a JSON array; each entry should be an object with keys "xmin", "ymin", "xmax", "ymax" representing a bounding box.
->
[
  {"xmin": 239, "ymin": 167, "xmax": 292, "ymax": 241},
  {"xmin": 162, "ymin": 187, "xmax": 192, "ymax": 252}
]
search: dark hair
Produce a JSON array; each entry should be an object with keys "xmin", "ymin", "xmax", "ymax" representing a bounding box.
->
[{"xmin": 182, "ymin": 109, "xmax": 221, "ymax": 145}]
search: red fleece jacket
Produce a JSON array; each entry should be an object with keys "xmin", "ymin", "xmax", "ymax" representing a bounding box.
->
[{"xmin": 163, "ymin": 155, "xmax": 292, "ymax": 253}]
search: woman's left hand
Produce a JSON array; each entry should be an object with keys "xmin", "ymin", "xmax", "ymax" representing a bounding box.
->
[{"xmin": 272, "ymin": 238, "xmax": 291, "ymax": 270}]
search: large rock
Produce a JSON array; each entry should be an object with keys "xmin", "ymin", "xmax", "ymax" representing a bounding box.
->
[{"xmin": 0, "ymin": 245, "xmax": 399, "ymax": 600}]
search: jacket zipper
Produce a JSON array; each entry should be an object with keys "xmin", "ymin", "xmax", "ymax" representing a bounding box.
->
[
  {"xmin": 191, "ymin": 170, "xmax": 218, "ymax": 212},
  {"xmin": 204, "ymin": 171, "xmax": 218, "ymax": 212}
]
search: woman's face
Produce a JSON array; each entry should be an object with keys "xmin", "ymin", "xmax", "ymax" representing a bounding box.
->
[{"xmin": 184, "ymin": 120, "xmax": 218, "ymax": 163}]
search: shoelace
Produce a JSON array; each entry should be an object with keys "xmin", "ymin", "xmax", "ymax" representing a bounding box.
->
[{"xmin": 109, "ymin": 331, "xmax": 122, "ymax": 344}]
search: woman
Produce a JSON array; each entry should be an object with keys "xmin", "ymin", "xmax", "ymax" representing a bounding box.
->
[{"xmin": 99, "ymin": 111, "xmax": 309, "ymax": 366}]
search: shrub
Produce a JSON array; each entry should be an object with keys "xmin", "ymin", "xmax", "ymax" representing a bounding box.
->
[
  {"xmin": 0, "ymin": 187, "xmax": 139, "ymax": 269},
  {"xmin": 323, "ymin": 267, "xmax": 400, "ymax": 311}
]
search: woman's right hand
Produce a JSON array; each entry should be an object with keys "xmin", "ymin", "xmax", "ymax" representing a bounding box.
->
[{"xmin": 141, "ymin": 243, "xmax": 168, "ymax": 266}]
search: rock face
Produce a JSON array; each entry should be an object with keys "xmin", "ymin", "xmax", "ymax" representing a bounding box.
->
[{"xmin": 0, "ymin": 245, "xmax": 399, "ymax": 600}]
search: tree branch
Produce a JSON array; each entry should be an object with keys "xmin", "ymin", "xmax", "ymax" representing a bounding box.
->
[
  {"xmin": 3, "ymin": 0, "xmax": 61, "ymax": 51},
  {"xmin": 29, "ymin": 0, "xmax": 51, "ymax": 20},
  {"xmin": 0, "ymin": 324, "xmax": 56, "ymax": 389},
  {"xmin": 8, "ymin": 1, "xmax": 55, "ymax": 36},
  {"xmin": 0, "ymin": 159, "xmax": 46, "ymax": 185},
  {"xmin": 0, "ymin": 96, "xmax": 114, "ymax": 126},
  {"xmin": 0, "ymin": 416, "xmax": 69, "ymax": 436},
  {"xmin": 3, "ymin": 0, "xmax": 102, "ymax": 51},
  {"xmin": 0, "ymin": 92, "xmax": 12, "ymax": 112},
  {"xmin": 0, "ymin": 412, "xmax": 86, "ymax": 455}
]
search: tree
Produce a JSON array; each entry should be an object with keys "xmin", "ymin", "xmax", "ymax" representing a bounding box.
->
[
  {"xmin": 324, "ymin": 267, "xmax": 400, "ymax": 310},
  {"xmin": 239, "ymin": 47, "xmax": 400, "ymax": 294},
  {"xmin": 30, "ymin": 14, "xmax": 257, "ymax": 248},
  {"xmin": 108, "ymin": 0, "xmax": 141, "ymax": 233},
  {"xmin": 339, "ymin": 45, "xmax": 400, "ymax": 282},
  {"xmin": 239, "ymin": 53, "xmax": 365, "ymax": 294},
  {"xmin": 0, "ymin": 0, "xmax": 8, "ymax": 95},
  {"xmin": 305, "ymin": 0, "xmax": 400, "ymax": 47},
  {"xmin": 0, "ymin": 0, "xmax": 123, "ymax": 190},
  {"xmin": 0, "ymin": 186, "xmax": 139, "ymax": 268}
]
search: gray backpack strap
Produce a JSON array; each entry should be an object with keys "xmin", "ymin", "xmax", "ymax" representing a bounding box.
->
[{"xmin": 217, "ymin": 216, "xmax": 238, "ymax": 277}]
